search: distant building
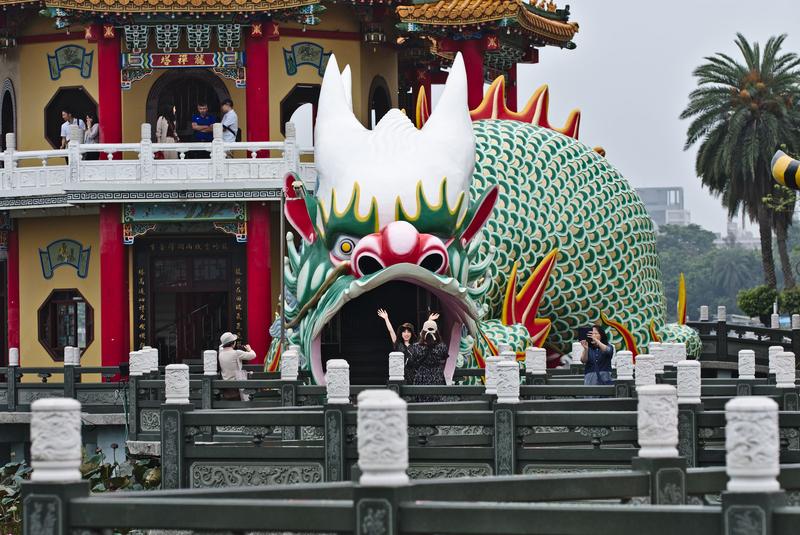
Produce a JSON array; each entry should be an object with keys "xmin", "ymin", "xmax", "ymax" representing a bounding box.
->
[
  {"xmin": 714, "ymin": 221, "xmax": 761, "ymax": 250},
  {"xmin": 636, "ymin": 187, "xmax": 691, "ymax": 229}
]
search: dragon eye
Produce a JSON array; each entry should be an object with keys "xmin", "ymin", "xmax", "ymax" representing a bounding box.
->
[{"xmin": 332, "ymin": 235, "xmax": 359, "ymax": 261}]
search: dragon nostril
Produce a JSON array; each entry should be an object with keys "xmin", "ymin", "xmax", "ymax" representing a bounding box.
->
[
  {"xmin": 419, "ymin": 253, "xmax": 444, "ymax": 273},
  {"xmin": 357, "ymin": 256, "xmax": 383, "ymax": 276}
]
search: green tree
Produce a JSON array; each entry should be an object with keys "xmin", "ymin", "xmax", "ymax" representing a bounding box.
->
[{"xmin": 681, "ymin": 33, "xmax": 800, "ymax": 288}]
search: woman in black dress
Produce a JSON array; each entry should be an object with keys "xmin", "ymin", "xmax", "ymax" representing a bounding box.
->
[
  {"xmin": 406, "ymin": 319, "xmax": 448, "ymax": 401},
  {"xmin": 377, "ymin": 308, "xmax": 438, "ymax": 384}
]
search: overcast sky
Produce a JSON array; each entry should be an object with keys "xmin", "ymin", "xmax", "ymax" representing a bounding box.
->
[{"xmin": 517, "ymin": 0, "xmax": 800, "ymax": 234}]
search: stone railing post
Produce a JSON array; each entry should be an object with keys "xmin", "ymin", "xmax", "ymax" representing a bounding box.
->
[
  {"xmin": 793, "ymin": 314, "xmax": 800, "ymax": 329},
  {"xmin": 775, "ymin": 351, "xmax": 798, "ymax": 410},
  {"xmin": 792, "ymin": 316, "xmax": 800, "ymax": 360},
  {"xmin": 717, "ymin": 307, "xmax": 729, "ymax": 361},
  {"xmin": 633, "ymin": 384, "xmax": 685, "ymax": 504},
  {"xmin": 388, "ymin": 351, "xmax": 405, "ymax": 393},
  {"xmin": 635, "ymin": 354, "xmax": 656, "ymax": 390},
  {"xmin": 721, "ymin": 397, "xmax": 784, "ymax": 535},
  {"xmin": 62, "ymin": 346, "xmax": 78, "ymax": 400},
  {"xmin": 699, "ymin": 305, "xmax": 709, "ymax": 322},
  {"xmin": 127, "ymin": 350, "xmax": 145, "ymax": 440},
  {"xmin": 2, "ymin": 132, "xmax": 15, "ymax": 190},
  {"xmin": 768, "ymin": 345, "xmax": 783, "ymax": 384},
  {"xmin": 614, "ymin": 350, "xmax": 634, "ymax": 398},
  {"xmin": 494, "ymin": 360, "xmax": 519, "ymax": 475},
  {"xmin": 484, "ymin": 355, "xmax": 500, "ymax": 396},
  {"xmin": 22, "ymin": 398, "xmax": 89, "ymax": 533},
  {"xmin": 281, "ymin": 348, "xmax": 299, "ymax": 381},
  {"xmin": 570, "ymin": 341, "xmax": 584, "ymax": 373},
  {"xmin": 279, "ymin": 349, "xmax": 301, "ymax": 438},
  {"xmin": 161, "ymin": 364, "xmax": 192, "ymax": 489},
  {"xmin": 651, "ymin": 345, "xmax": 665, "ymax": 382},
  {"xmin": 284, "ymin": 121, "xmax": 300, "ymax": 174},
  {"xmin": 737, "ymin": 349, "xmax": 756, "ymax": 396},
  {"xmin": 326, "ymin": 359, "xmax": 350, "ymax": 404},
  {"xmin": 67, "ymin": 125, "xmax": 82, "ymax": 184},
  {"xmin": 211, "ymin": 123, "xmax": 225, "ymax": 181},
  {"xmin": 524, "ymin": 347, "xmax": 547, "ymax": 385},
  {"xmin": 677, "ymin": 360, "xmax": 702, "ymax": 467},
  {"xmin": 139, "ymin": 123, "xmax": 154, "ymax": 183},
  {"xmin": 201, "ymin": 349, "xmax": 218, "ymax": 409},
  {"xmin": 6, "ymin": 347, "xmax": 19, "ymax": 411},
  {"xmin": 770, "ymin": 313, "xmax": 780, "ymax": 330},
  {"xmin": 354, "ymin": 389, "xmax": 407, "ymax": 535}
]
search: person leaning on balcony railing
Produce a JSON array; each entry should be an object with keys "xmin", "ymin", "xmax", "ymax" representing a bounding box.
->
[
  {"xmin": 218, "ymin": 331, "xmax": 257, "ymax": 401},
  {"xmin": 60, "ymin": 108, "xmax": 85, "ymax": 163},
  {"xmin": 155, "ymin": 103, "xmax": 179, "ymax": 159},
  {"xmin": 220, "ymin": 98, "xmax": 239, "ymax": 158},
  {"xmin": 83, "ymin": 112, "xmax": 100, "ymax": 160}
]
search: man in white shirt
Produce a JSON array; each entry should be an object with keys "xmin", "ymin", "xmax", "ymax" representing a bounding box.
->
[
  {"xmin": 220, "ymin": 98, "xmax": 238, "ymax": 157},
  {"xmin": 218, "ymin": 331, "xmax": 257, "ymax": 400},
  {"xmin": 60, "ymin": 109, "xmax": 86, "ymax": 149}
]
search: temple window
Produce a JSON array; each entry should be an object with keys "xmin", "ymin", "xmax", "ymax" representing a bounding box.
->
[
  {"xmin": 44, "ymin": 87, "xmax": 97, "ymax": 149},
  {"xmin": 38, "ymin": 289, "xmax": 94, "ymax": 361}
]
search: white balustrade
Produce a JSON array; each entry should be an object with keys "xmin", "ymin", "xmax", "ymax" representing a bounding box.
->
[
  {"xmin": 325, "ymin": 359, "xmax": 350, "ymax": 404},
  {"xmin": 615, "ymin": 351, "xmax": 634, "ymax": 380},
  {"xmin": 636, "ymin": 384, "xmax": 678, "ymax": 458},
  {"xmin": 484, "ymin": 356, "xmax": 501, "ymax": 395},
  {"xmin": 8, "ymin": 347, "xmax": 18, "ymax": 367},
  {"xmin": 775, "ymin": 351, "xmax": 796, "ymax": 389},
  {"xmin": 699, "ymin": 305, "xmax": 709, "ymax": 321},
  {"xmin": 203, "ymin": 350, "xmax": 218, "ymax": 376},
  {"xmin": 571, "ymin": 341, "xmax": 583, "ymax": 365},
  {"xmin": 148, "ymin": 347, "xmax": 159, "ymax": 373},
  {"xmin": 725, "ymin": 397, "xmax": 780, "ymax": 492},
  {"xmin": 280, "ymin": 349, "xmax": 299, "ymax": 381},
  {"xmin": 771, "ymin": 313, "xmax": 780, "ymax": 329},
  {"xmin": 165, "ymin": 364, "xmax": 190, "ymax": 404},
  {"xmin": 30, "ymin": 398, "xmax": 83, "ymax": 482},
  {"xmin": 768, "ymin": 345, "xmax": 783, "ymax": 375},
  {"xmin": 650, "ymin": 346, "xmax": 665, "ymax": 375},
  {"xmin": 497, "ymin": 343, "xmax": 512, "ymax": 355},
  {"xmin": 738, "ymin": 349, "xmax": 756, "ymax": 380},
  {"xmin": 499, "ymin": 349, "xmax": 516, "ymax": 362},
  {"xmin": 635, "ymin": 354, "xmax": 656, "ymax": 388},
  {"xmin": 793, "ymin": 314, "xmax": 800, "ymax": 330},
  {"xmin": 0, "ymin": 122, "xmax": 315, "ymax": 199},
  {"xmin": 676, "ymin": 360, "xmax": 701, "ymax": 404},
  {"xmin": 525, "ymin": 347, "xmax": 547, "ymax": 375},
  {"xmin": 674, "ymin": 342, "xmax": 687, "ymax": 361},
  {"xmin": 129, "ymin": 351, "xmax": 146, "ymax": 377},
  {"xmin": 357, "ymin": 389, "xmax": 408, "ymax": 486},
  {"xmin": 717, "ymin": 305, "xmax": 726, "ymax": 322},
  {"xmin": 388, "ymin": 351, "xmax": 405, "ymax": 382},
  {"xmin": 496, "ymin": 360, "xmax": 520, "ymax": 403}
]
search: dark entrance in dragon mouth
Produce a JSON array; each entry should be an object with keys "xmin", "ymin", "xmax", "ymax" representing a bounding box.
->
[{"xmin": 322, "ymin": 281, "xmax": 441, "ymax": 385}]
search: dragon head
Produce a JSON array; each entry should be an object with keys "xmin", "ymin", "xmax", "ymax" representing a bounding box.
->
[{"xmin": 278, "ymin": 53, "xmax": 498, "ymax": 384}]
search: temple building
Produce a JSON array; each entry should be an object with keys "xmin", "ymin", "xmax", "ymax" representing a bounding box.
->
[{"xmin": 0, "ymin": 0, "xmax": 579, "ymax": 370}]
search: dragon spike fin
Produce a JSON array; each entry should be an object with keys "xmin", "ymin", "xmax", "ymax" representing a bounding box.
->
[
  {"xmin": 600, "ymin": 311, "xmax": 638, "ymax": 357},
  {"xmin": 649, "ymin": 320, "xmax": 662, "ymax": 343},
  {"xmin": 415, "ymin": 85, "xmax": 430, "ymax": 129},
  {"xmin": 677, "ymin": 273, "xmax": 687, "ymax": 325},
  {"xmin": 501, "ymin": 249, "xmax": 558, "ymax": 344}
]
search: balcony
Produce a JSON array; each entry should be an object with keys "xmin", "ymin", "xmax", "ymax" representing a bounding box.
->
[{"xmin": 0, "ymin": 123, "xmax": 315, "ymax": 209}]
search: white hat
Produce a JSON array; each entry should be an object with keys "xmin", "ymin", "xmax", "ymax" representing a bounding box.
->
[{"xmin": 220, "ymin": 332, "xmax": 238, "ymax": 346}]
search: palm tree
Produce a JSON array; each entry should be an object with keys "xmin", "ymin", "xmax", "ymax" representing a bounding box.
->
[{"xmin": 681, "ymin": 33, "xmax": 800, "ymax": 288}]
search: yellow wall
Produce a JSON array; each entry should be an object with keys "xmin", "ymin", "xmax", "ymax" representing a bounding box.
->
[
  {"xmin": 17, "ymin": 35, "xmax": 98, "ymax": 151},
  {"xmin": 17, "ymin": 215, "xmax": 102, "ymax": 368}
]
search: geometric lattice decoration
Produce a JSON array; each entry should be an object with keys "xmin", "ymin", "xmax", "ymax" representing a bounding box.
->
[
  {"xmin": 155, "ymin": 25, "xmax": 181, "ymax": 53},
  {"xmin": 217, "ymin": 24, "xmax": 242, "ymax": 51},
  {"xmin": 187, "ymin": 24, "xmax": 212, "ymax": 52},
  {"xmin": 124, "ymin": 25, "xmax": 150, "ymax": 53}
]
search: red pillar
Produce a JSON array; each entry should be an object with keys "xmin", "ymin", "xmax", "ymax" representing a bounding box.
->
[
  {"xmin": 6, "ymin": 224, "xmax": 19, "ymax": 360},
  {"xmin": 91, "ymin": 24, "xmax": 122, "ymax": 158},
  {"xmin": 245, "ymin": 22, "xmax": 273, "ymax": 145},
  {"xmin": 100, "ymin": 205, "xmax": 129, "ymax": 368},
  {"xmin": 459, "ymin": 39, "xmax": 485, "ymax": 111},
  {"xmin": 507, "ymin": 64, "xmax": 518, "ymax": 112},
  {"xmin": 246, "ymin": 202, "xmax": 271, "ymax": 364}
]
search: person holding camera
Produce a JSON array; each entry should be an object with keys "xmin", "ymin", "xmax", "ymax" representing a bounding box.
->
[
  {"xmin": 580, "ymin": 325, "xmax": 615, "ymax": 385},
  {"xmin": 218, "ymin": 332, "xmax": 257, "ymax": 400}
]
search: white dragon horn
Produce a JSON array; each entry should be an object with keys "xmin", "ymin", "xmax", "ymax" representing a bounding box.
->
[
  {"xmin": 342, "ymin": 64, "xmax": 353, "ymax": 111},
  {"xmin": 316, "ymin": 54, "xmax": 364, "ymax": 134},
  {"xmin": 423, "ymin": 52, "xmax": 471, "ymax": 136}
]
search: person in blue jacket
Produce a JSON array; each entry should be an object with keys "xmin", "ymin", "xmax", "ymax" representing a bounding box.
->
[{"xmin": 580, "ymin": 325, "xmax": 615, "ymax": 385}]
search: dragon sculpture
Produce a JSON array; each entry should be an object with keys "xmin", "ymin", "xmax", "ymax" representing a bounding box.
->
[{"xmin": 267, "ymin": 53, "xmax": 700, "ymax": 384}]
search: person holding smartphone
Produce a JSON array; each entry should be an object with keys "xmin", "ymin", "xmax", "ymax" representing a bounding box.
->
[
  {"xmin": 218, "ymin": 332, "xmax": 257, "ymax": 400},
  {"xmin": 580, "ymin": 325, "xmax": 615, "ymax": 385}
]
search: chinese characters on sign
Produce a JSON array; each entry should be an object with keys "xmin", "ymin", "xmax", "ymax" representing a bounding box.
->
[
  {"xmin": 283, "ymin": 42, "xmax": 331, "ymax": 77},
  {"xmin": 47, "ymin": 45, "xmax": 93, "ymax": 80}
]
